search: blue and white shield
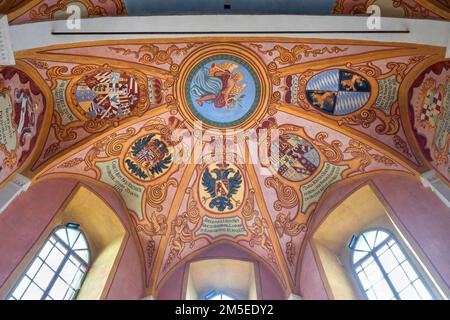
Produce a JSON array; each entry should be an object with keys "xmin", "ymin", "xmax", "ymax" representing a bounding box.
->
[{"xmin": 306, "ymin": 69, "xmax": 371, "ymax": 115}]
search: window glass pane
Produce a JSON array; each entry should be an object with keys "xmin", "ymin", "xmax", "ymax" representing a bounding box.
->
[
  {"xmin": 74, "ymin": 249, "xmax": 89, "ymax": 263},
  {"xmin": 363, "ymin": 231, "xmax": 377, "ymax": 249},
  {"xmin": 390, "ymin": 244, "xmax": 406, "ymax": 263},
  {"xmin": 45, "ymin": 247, "xmax": 65, "ymax": 271},
  {"xmin": 26, "ymin": 258, "xmax": 43, "ymax": 279},
  {"xmin": 55, "ymin": 229, "xmax": 69, "ymax": 245},
  {"xmin": 71, "ymin": 269, "xmax": 86, "ymax": 289},
  {"xmin": 413, "ymin": 280, "xmax": 432, "ymax": 300},
  {"xmin": 372, "ymin": 280, "xmax": 395, "ymax": 300},
  {"xmin": 33, "ymin": 263, "xmax": 55, "ymax": 290},
  {"xmin": 64, "ymin": 288, "xmax": 76, "ymax": 300},
  {"xmin": 73, "ymin": 235, "xmax": 88, "ymax": 251},
  {"xmin": 365, "ymin": 288, "xmax": 377, "ymax": 300},
  {"xmin": 375, "ymin": 243, "xmax": 389, "ymax": 257},
  {"xmin": 59, "ymin": 259, "xmax": 78, "ymax": 284},
  {"xmin": 38, "ymin": 241, "xmax": 54, "ymax": 260},
  {"xmin": 9, "ymin": 226, "xmax": 90, "ymax": 300},
  {"xmin": 357, "ymin": 271, "xmax": 370, "ymax": 290},
  {"xmin": 377, "ymin": 249, "xmax": 399, "ymax": 273},
  {"xmin": 364, "ymin": 260, "xmax": 384, "ymax": 286},
  {"xmin": 355, "ymin": 237, "xmax": 371, "ymax": 252},
  {"xmin": 374, "ymin": 230, "xmax": 389, "ymax": 247},
  {"xmin": 11, "ymin": 277, "xmax": 31, "ymax": 300},
  {"xmin": 400, "ymin": 261, "xmax": 418, "ymax": 282},
  {"xmin": 208, "ymin": 293, "xmax": 234, "ymax": 300},
  {"xmin": 361, "ymin": 256, "xmax": 374, "ymax": 269},
  {"xmin": 66, "ymin": 228, "xmax": 80, "ymax": 248},
  {"xmin": 21, "ymin": 282, "xmax": 43, "ymax": 300},
  {"xmin": 352, "ymin": 229, "xmax": 435, "ymax": 301},
  {"xmin": 399, "ymin": 284, "xmax": 420, "ymax": 300},
  {"xmin": 48, "ymin": 277, "xmax": 70, "ymax": 300},
  {"xmin": 55, "ymin": 242, "xmax": 68, "ymax": 255},
  {"xmin": 388, "ymin": 265, "xmax": 410, "ymax": 292},
  {"xmin": 353, "ymin": 251, "xmax": 367, "ymax": 264}
]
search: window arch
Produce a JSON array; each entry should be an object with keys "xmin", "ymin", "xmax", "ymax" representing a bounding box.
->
[
  {"xmin": 350, "ymin": 229, "xmax": 433, "ymax": 300},
  {"xmin": 7, "ymin": 225, "xmax": 90, "ymax": 300},
  {"xmin": 205, "ymin": 290, "xmax": 236, "ymax": 300}
]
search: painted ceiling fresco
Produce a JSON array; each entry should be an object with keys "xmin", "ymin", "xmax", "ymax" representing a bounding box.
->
[
  {"xmin": 409, "ymin": 61, "xmax": 450, "ymax": 182},
  {"xmin": 1, "ymin": 36, "xmax": 447, "ymax": 295},
  {"xmin": 0, "ymin": 66, "xmax": 47, "ymax": 186},
  {"xmin": 4, "ymin": 0, "xmax": 126, "ymax": 24},
  {"xmin": 333, "ymin": 0, "xmax": 450, "ymax": 20},
  {"xmin": 3, "ymin": 0, "xmax": 449, "ymax": 23}
]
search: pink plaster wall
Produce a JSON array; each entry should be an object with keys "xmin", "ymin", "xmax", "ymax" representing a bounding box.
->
[
  {"xmin": 299, "ymin": 242, "xmax": 329, "ymax": 300},
  {"xmin": 0, "ymin": 177, "xmax": 144, "ymax": 300},
  {"xmin": 157, "ymin": 242, "xmax": 286, "ymax": 300},
  {"xmin": 298, "ymin": 173, "xmax": 450, "ymax": 299}
]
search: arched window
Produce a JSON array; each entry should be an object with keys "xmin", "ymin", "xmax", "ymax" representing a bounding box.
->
[
  {"xmin": 7, "ymin": 225, "xmax": 90, "ymax": 300},
  {"xmin": 350, "ymin": 229, "xmax": 433, "ymax": 300},
  {"xmin": 205, "ymin": 290, "xmax": 235, "ymax": 300}
]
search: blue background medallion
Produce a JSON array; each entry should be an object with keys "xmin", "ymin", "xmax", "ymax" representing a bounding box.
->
[{"xmin": 185, "ymin": 54, "xmax": 260, "ymax": 128}]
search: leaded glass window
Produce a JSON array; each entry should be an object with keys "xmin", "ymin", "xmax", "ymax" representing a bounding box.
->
[
  {"xmin": 351, "ymin": 229, "xmax": 433, "ymax": 300},
  {"xmin": 8, "ymin": 225, "xmax": 90, "ymax": 300}
]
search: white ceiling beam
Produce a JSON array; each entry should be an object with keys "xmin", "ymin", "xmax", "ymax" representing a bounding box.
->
[{"xmin": 9, "ymin": 15, "xmax": 450, "ymax": 56}]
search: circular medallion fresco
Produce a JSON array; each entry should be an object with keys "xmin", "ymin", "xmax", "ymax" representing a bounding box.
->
[
  {"xmin": 199, "ymin": 163, "xmax": 245, "ymax": 213},
  {"xmin": 185, "ymin": 54, "xmax": 261, "ymax": 128},
  {"xmin": 75, "ymin": 70, "xmax": 142, "ymax": 120},
  {"xmin": 124, "ymin": 133, "xmax": 173, "ymax": 181},
  {"xmin": 306, "ymin": 69, "xmax": 371, "ymax": 115},
  {"xmin": 271, "ymin": 134, "xmax": 321, "ymax": 182}
]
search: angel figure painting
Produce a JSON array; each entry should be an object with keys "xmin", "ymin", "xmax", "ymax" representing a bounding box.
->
[
  {"xmin": 191, "ymin": 61, "xmax": 247, "ymax": 109},
  {"xmin": 186, "ymin": 56, "xmax": 260, "ymax": 127}
]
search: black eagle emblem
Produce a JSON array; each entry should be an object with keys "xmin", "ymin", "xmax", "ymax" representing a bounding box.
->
[{"xmin": 201, "ymin": 166, "xmax": 242, "ymax": 212}]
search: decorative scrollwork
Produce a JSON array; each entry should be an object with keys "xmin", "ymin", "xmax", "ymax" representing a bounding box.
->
[
  {"xmin": 375, "ymin": 114, "xmax": 400, "ymax": 135},
  {"xmin": 83, "ymin": 139, "xmax": 108, "ymax": 172},
  {"xmin": 43, "ymin": 142, "xmax": 61, "ymax": 159},
  {"xmin": 393, "ymin": 135, "xmax": 412, "ymax": 158},
  {"xmin": 313, "ymin": 132, "xmax": 344, "ymax": 163},
  {"xmin": 337, "ymin": 109, "xmax": 377, "ymax": 128},
  {"xmin": 344, "ymin": 140, "xmax": 372, "ymax": 172},
  {"xmin": 57, "ymin": 157, "xmax": 84, "ymax": 168},
  {"xmin": 344, "ymin": 140, "xmax": 395, "ymax": 172},
  {"xmin": 184, "ymin": 188, "xmax": 201, "ymax": 225},
  {"xmin": 242, "ymin": 189, "xmax": 258, "ymax": 221},
  {"xmin": 251, "ymin": 43, "xmax": 347, "ymax": 65},
  {"xmin": 28, "ymin": 0, "xmax": 125, "ymax": 21},
  {"xmin": 109, "ymin": 43, "xmax": 200, "ymax": 74},
  {"xmin": 45, "ymin": 66, "xmax": 69, "ymax": 90},
  {"xmin": 264, "ymin": 176, "xmax": 298, "ymax": 211},
  {"xmin": 267, "ymin": 62, "xmax": 281, "ymax": 86},
  {"xmin": 146, "ymin": 179, "xmax": 178, "ymax": 211},
  {"xmin": 105, "ymin": 128, "xmax": 136, "ymax": 157},
  {"xmin": 274, "ymin": 212, "xmax": 306, "ymax": 238},
  {"xmin": 333, "ymin": 0, "xmax": 433, "ymax": 19}
]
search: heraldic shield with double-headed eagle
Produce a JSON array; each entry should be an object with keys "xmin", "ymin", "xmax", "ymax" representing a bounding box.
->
[
  {"xmin": 124, "ymin": 133, "xmax": 173, "ymax": 181},
  {"xmin": 200, "ymin": 163, "xmax": 244, "ymax": 213}
]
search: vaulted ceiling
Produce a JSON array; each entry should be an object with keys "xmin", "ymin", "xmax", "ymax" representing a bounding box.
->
[{"xmin": 0, "ymin": 0, "xmax": 449, "ymax": 297}]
